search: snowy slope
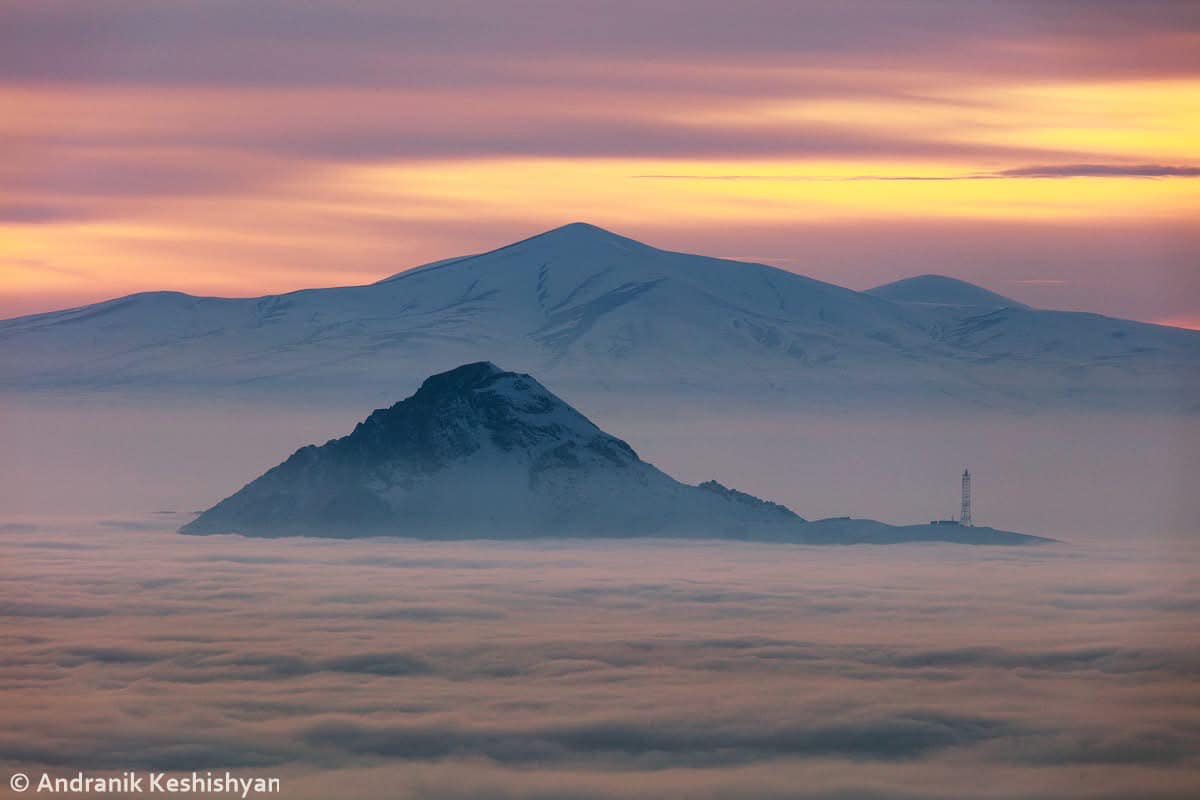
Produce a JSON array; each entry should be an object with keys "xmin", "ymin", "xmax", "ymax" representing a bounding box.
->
[
  {"xmin": 1, "ymin": 223, "xmax": 1196, "ymax": 410},
  {"xmin": 182, "ymin": 362, "xmax": 1048, "ymax": 544}
]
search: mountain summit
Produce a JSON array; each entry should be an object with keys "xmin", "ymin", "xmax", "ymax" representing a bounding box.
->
[
  {"xmin": 866, "ymin": 274, "xmax": 1030, "ymax": 310},
  {"xmin": 375, "ymin": 221, "xmax": 645, "ymax": 285},
  {"xmin": 180, "ymin": 362, "xmax": 802, "ymax": 539},
  {"xmin": 181, "ymin": 363, "xmax": 1048, "ymax": 545}
]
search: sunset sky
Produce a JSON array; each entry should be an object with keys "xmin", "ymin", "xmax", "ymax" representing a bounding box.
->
[{"xmin": 1, "ymin": 1, "xmax": 1198, "ymax": 325}]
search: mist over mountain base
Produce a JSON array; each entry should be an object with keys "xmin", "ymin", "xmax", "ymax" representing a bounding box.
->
[{"xmin": 2, "ymin": 399, "xmax": 1193, "ymax": 543}]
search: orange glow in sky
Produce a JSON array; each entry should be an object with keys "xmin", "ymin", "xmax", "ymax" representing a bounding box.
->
[{"xmin": 1, "ymin": 3, "xmax": 1198, "ymax": 323}]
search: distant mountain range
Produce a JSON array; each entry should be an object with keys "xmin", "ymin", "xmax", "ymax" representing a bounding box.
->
[
  {"xmin": 3, "ymin": 223, "xmax": 1196, "ymax": 411},
  {"xmin": 182, "ymin": 362, "xmax": 1048, "ymax": 545}
]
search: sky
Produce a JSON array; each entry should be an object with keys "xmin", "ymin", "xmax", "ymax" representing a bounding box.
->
[{"xmin": 1, "ymin": 0, "xmax": 1198, "ymax": 326}]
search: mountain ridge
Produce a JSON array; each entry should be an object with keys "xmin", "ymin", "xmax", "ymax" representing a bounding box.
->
[{"xmin": 1, "ymin": 223, "xmax": 1196, "ymax": 412}]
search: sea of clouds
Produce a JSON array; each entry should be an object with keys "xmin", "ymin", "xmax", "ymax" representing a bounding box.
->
[{"xmin": 2, "ymin": 515, "xmax": 1198, "ymax": 799}]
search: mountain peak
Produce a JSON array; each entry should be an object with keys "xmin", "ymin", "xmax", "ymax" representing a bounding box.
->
[
  {"xmin": 414, "ymin": 361, "xmax": 506, "ymax": 394},
  {"xmin": 548, "ymin": 221, "xmax": 611, "ymax": 236},
  {"xmin": 541, "ymin": 221, "xmax": 624, "ymax": 239},
  {"xmin": 179, "ymin": 361, "xmax": 810, "ymax": 539},
  {"xmin": 519, "ymin": 221, "xmax": 649, "ymax": 252},
  {"xmin": 866, "ymin": 274, "xmax": 1030, "ymax": 310}
]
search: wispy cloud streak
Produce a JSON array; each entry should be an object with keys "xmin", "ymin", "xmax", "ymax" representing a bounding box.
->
[{"xmin": 635, "ymin": 163, "xmax": 1200, "ymax": 182}]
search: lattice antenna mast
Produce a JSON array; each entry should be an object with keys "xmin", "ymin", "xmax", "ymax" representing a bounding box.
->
[{"xmin": 960, "ymin": 469, "xmax": 972, "ymax": 526}]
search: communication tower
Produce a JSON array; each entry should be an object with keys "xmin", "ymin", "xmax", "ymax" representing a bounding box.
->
[{"xmin": 960, "ymin": 468, "xmax": 972, "ymax": 526}]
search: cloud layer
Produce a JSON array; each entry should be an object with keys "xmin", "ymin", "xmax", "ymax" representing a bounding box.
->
[{"xmin": 1, "ymin": 518, "xmax": 1198, "ymax": 798}]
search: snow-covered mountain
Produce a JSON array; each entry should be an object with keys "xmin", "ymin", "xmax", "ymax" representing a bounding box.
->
[
  {"xmin": 2, "ymin": 223, "xmax": 1196, "ymax": 411},
  {"xmin": 182, "ymin": 362, "xmax": 1047, "ymax": 545}
]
